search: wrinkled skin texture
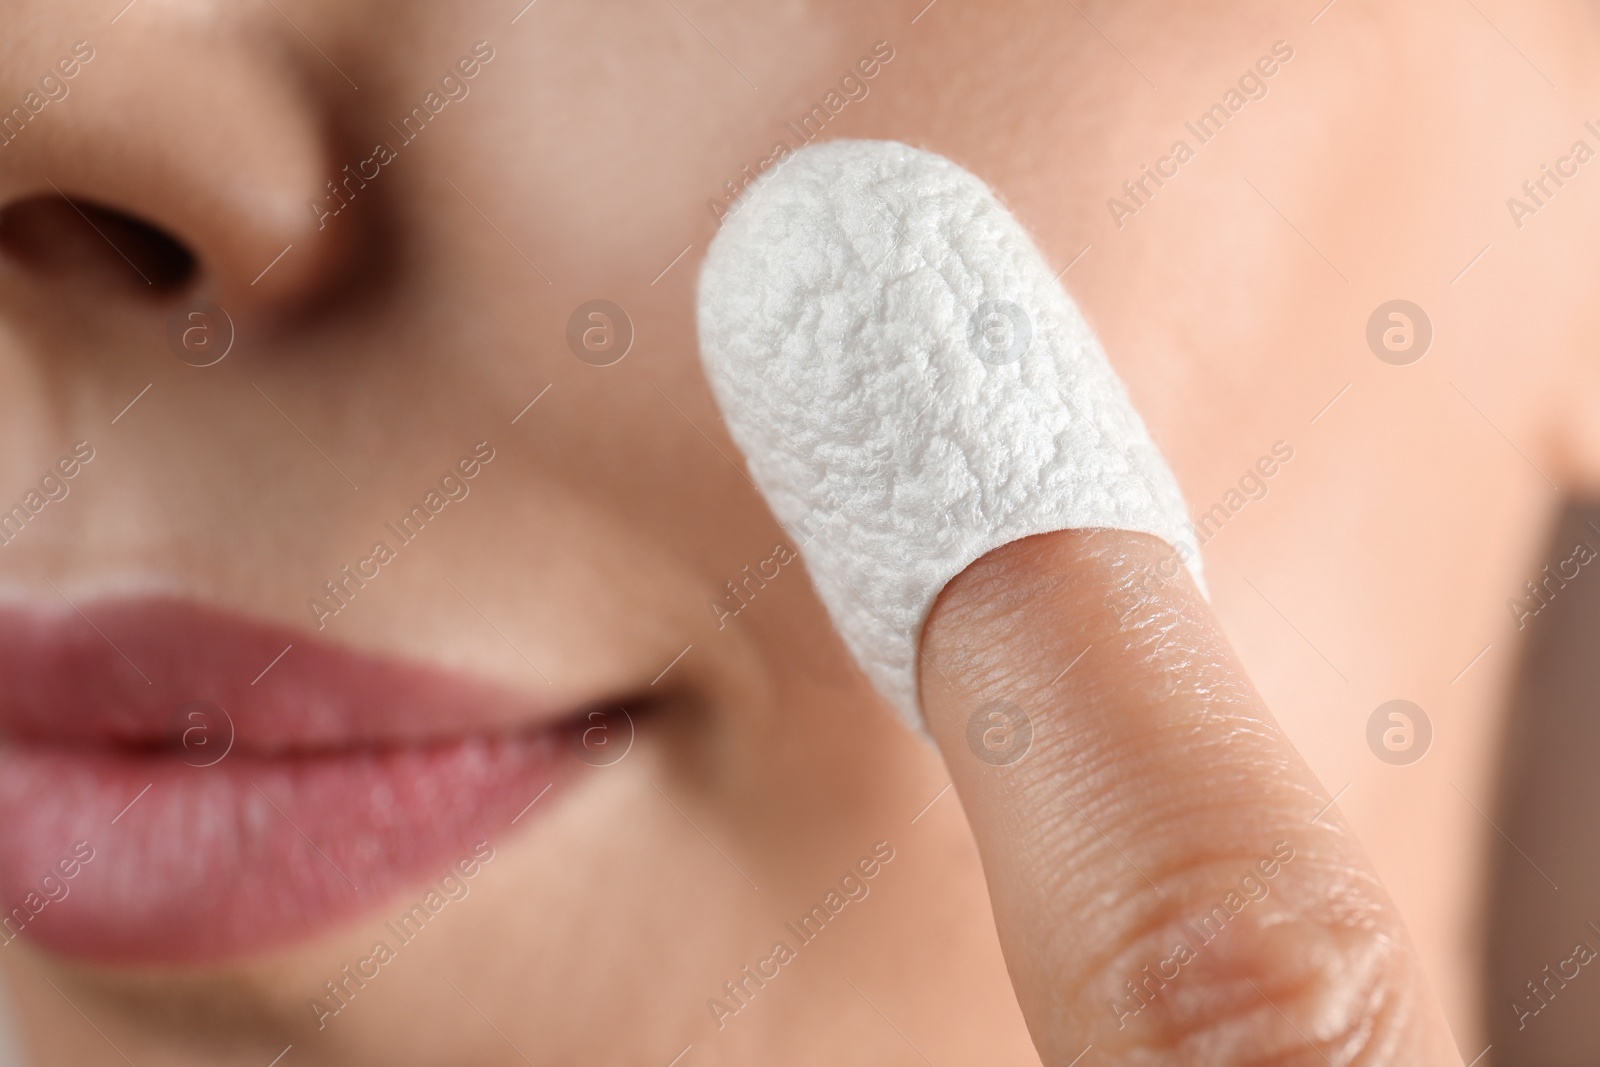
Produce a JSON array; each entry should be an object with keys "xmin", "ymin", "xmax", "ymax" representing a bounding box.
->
[{"xmin": 923, "ymin": 530, "xmax": 1460, "ymax": 1064}]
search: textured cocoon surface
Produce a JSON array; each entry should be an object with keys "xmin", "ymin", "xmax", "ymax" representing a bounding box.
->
[{"xmin": 696, "ymin": 139, "xmax": 1201, "ymax": 731}]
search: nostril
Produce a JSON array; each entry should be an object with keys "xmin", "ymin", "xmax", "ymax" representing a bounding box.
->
[{"xmin": 0, "ymin": 194, "xmax": 197, "ymax": 296}]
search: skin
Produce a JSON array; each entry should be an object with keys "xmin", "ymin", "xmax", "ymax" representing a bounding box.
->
[
  {"xmin": 924, "ymin": 530, "xmax": 1462, "ymax": 1063},
  {"xmin": 1, "ymin": 0, "xmax": 1598, "ymax": 1062}
]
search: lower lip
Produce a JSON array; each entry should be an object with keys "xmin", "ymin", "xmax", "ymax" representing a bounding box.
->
[{"xmin": 0, "ymin": 730, "xmax": 572, "ymax": 965}]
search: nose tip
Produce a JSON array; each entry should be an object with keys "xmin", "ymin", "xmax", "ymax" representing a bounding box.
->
[{"xmin": 0, "ymin": 32, "xmax": 345, "ymax": 310}]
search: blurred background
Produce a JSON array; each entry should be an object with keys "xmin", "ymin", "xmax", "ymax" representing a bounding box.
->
[{"xmin": 1485, "ymin": 500, "xmax": 1600, "ymax": 1066}]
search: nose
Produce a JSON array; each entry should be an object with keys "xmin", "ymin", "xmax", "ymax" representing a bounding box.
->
[{"xmin": 0, "ymin": 23, "xmax": 343, "ymax": 311}]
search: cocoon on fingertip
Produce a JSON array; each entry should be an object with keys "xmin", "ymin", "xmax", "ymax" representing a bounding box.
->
[{"xmin": 696, "ymin": 139, "xmax": 1202, "ymax": 732}]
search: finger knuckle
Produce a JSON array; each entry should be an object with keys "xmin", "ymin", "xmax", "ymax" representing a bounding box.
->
[{"xmin": 1078, "ymin": 879, "xmax": 1423, "ymax": 1065}]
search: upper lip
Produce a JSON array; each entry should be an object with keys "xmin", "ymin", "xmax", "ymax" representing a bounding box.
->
[{"xmin": 0, "ymin": 596, "xmax": 565, "ymax": 751}]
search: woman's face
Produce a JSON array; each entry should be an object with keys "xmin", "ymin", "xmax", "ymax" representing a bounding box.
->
[{"xmin": 2, "ymin": 0, "xmax": 1598, "ymax": 1062}]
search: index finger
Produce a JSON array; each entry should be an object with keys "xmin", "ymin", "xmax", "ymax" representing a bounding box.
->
[
  {"xmin": 693, "ymin": 137, "xmax": 1464, "ymax": 1066},
  {"xmin": 919, "ymin": 526, "xmax": 1462, "ymax": 1066}
]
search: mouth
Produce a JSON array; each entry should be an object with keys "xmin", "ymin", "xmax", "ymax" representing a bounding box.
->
[{"xmin": 0, "ymin": 596, "xmax": 621, "ymax": 966}]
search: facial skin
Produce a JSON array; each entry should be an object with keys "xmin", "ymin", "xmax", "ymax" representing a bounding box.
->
[{"xmin": 0, "ymin": 0, "xmax": 1597, "ymax": 1063}]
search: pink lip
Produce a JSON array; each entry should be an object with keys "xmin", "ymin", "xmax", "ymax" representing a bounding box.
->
[{"xmin": 0, "ymin": 598, "xmax": 588, "ymax": 965}]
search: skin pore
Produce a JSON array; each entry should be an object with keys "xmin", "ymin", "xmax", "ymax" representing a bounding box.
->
[{"xmin": 1, "ymin": 0, "xmax": 1599, "ymax": 1063}]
